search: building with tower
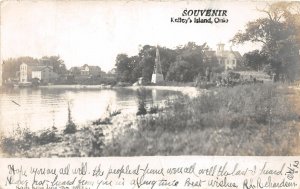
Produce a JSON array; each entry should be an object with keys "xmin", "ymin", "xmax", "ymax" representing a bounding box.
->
[
  {"xmin": 216, "ymin": 43, "xmax": 242, "ymax": 70},
  {"xmin": 151, "ymin": 46, "xmax": 164, "ymax": 83},
  {"xmin": 203, "ymin": 43, "xmax": 242, "ymax": 71}
]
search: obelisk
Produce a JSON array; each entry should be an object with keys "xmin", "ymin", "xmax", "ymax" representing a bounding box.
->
[{"xmin": 151, "ymin": 46, "xmax": 164, "ymax": 83}]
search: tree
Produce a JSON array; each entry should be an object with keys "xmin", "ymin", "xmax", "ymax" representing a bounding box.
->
[
  {"xmin": 159, "ymin": 47, "xmax": 177, "ymax": 78},
  {"xmin": 115, "ymin": 54, "xmax": 130, "ymax": 82},
  {"xmin": 40, "ymin": 56, "xmax": 67, "ymax": 75},
  {"xmin": 2, "ymin": 57, "xmax": 39, "ymax": 81},
  {"xmin": 243, "ymin": 50, "xmax": 269, "ymax": 71},
  {"xmin": 138, "ymin": 45, "xmax": 156, "ymax": 82},
  {"xmin": 231, "ymin": 2, "xmax": 300, "ymax": 81},
  {"xmin": 130, "ymin": 56, "xmax": 143, "ymax": 83},
  {"xmin": 168, "ymin": 42, "xmax": 206, "ymax": 81},
  {"xmin": 167, "ymin": 59, "xmax": 194, "ymax": 82}
]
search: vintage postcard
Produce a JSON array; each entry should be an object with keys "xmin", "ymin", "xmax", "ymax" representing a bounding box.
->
[{"xmin": 0, "ymin": 0, "xmax": 299, "ymax": 188}]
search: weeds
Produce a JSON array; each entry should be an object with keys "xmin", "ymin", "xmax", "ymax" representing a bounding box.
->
[
  {"xmin": 136, "ymin": 87, "xmax": 162, "ymax": 115},
  {"xmin": 0, "ymin": 126, "xmax": 60, "ymax": 156},
  {"xmin": 136, "ymin": 87, "xmax": 147, "ymax": 116},
  {"xmin": 92, "ymin": 104, "xmax": 121, "ymax": 125},
  {"xmin": 104, "ymin": 84, "xmax": 299, "ymax": 156},
  {"xmin": 148, "ymin": 105, "xmax": 159, "ymax": 114},
  {"xmin": 64, "ymin": 102, "xmax": 77, "ymax": 134},
  {"xmin": 92, "ymin": 117, "xmax": 112, "ymax": 125}
]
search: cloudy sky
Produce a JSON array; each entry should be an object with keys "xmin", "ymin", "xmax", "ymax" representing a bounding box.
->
[{"xmin": 1, "ymin": 1, "xmax": 268, "ymax": 72}]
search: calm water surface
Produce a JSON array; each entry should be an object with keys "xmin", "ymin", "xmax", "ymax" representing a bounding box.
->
[{"xmin": 0, "ymin": 87, "xmax": 183, "ymax": 135}]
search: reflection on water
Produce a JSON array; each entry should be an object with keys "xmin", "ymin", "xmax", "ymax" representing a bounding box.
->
[{"xmin": 0, "ymin": 87, "xmax": 182, "ymax": 135}]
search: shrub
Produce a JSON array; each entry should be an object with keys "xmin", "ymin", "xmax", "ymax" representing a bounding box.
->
[
  {"xmin": 136, "ymin": 87, "xmax": 147, "ymax": 116},
  {"xmin": 92, "ymin": 117, "xmax": 112, "ymax": 125},
  {"xmin": 148, "ymin": 105, "xmax": 159, "ymax": 114},
  {"xmin": 92, "ymin": 104, "xmax": 120, "ymax": 125},
  {"xmin": 110, "ymin": 110, "xmax": 121, "ymax": 117},
  {"xmin": 64, "ymin": 122, "xmax": 77, "ymax": 134},
  {"xmin": 37, "ymin": 129, "xmax": 60, "ymax": 145}
]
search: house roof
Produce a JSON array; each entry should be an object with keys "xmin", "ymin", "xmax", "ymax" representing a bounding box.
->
[
  {"xmin": 218, "ymin": 50, "xmax": 242, "ymax": 59},
  {"xmin": 31, "ymin": 66, "xmax": 53, "ymax": 72},
  {"xmin": 82, "ymin": 65, "xmax": 101, "ymax": 71},
  {"xmin": 21, "ymin": 62, "xmax": 39, "ymax": 67},
  {"xmin": 203, "ymin": 50, "xmax": 216, "ymax": 58}
]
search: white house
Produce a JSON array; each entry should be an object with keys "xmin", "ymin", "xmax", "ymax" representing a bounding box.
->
[
  {"xmin": 216, "ymin": 43, "xmax": 242, "ymax": 70},
  {"xmin": 80, "ymin": 64, "xmax": 102, "ymax": 76}
]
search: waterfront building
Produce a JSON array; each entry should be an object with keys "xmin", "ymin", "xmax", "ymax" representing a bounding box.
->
[{"xmin": 31, "ymin": 66, "xmax": 58, "ymax": 83}]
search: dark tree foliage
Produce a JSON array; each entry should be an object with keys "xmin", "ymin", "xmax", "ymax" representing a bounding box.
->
[
  {"xmin": 40, "ymin": 56, "xmax": 67, "ymax": 75},
  {"xmin": 231, "ymin": 2, "xmax": 300, "ymax": 81},
  {"xmin": 242, "ymin": 50, "xmax": 269, "ymax": 71},
  {"xmin": 2, "ymin": 57, "xmax": 39, "ymax": 81}
]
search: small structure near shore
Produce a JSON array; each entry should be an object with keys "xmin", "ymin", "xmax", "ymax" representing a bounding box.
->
[{"xmin": 151, "ymin": 46, "xmax": 164, "ymax": 84}]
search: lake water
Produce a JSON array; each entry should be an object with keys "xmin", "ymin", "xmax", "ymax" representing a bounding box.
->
[{"xmin": 0, "ymin": 87, "xmax": 186, "ymax": 135}]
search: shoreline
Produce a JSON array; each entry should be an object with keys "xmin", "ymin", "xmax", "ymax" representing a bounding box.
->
[{"xmin": 39, "ymin": 84, "xmax": 202, "ymax": 97}]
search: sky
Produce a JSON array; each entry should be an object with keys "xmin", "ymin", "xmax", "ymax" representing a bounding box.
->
[{"xmin": 1, "ymin": 0, "xmax": 268, "ymax": 72}]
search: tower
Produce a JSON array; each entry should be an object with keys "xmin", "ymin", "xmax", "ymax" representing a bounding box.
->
[
  {"xmin": 216, "ymin": 43, "xmax": 225, "ymax": 56},
  {"xmin": 151, "ymin": 46, "xmax": 164, "ymax": 83}
]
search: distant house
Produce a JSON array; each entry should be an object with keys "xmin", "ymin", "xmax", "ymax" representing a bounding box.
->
[
  {"xmin": 216, "ymin": 43, "xmax": 242, "ymax": 70},
  {"xmin": 81, "ymin": 64, "xmax": 102, "ymax": 76},
  {"xmin": 203, "ymin": 43, "xmax": 242, "ymax": 71},
  {"xmin": 20, "ymin": 63, "xmax": 57, "ymax": 84},
  {"xmin": 31, "ymin": 66, "xmax": 58, "ymax": 83},
  {"xmin": 70, "ymin": 64, "xmax": 103, "ymax": 77}
]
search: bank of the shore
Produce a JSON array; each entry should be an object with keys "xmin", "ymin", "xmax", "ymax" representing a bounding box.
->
[
  {"xmin": 1, "ymin": 83, "xmax": 299, "ymax": 157},
  {"xmin": 0, "ymin": 110, "xmax": 138, "ymax": 157}
]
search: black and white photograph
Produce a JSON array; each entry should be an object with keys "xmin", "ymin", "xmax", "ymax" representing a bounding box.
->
[{"xmin": 0, "ymin": 0, "xmax": 300, "ymax": 158}]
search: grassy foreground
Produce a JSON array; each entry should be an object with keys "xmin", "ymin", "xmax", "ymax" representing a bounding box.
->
[{"xmin": 103, "ymin": 84, "xmax": 300, "ymax": 156}]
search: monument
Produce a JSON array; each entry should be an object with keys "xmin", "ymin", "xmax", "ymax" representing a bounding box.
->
[{"xmin": 151, "ymin": 46, "xmax": 164, "ymax": 83}]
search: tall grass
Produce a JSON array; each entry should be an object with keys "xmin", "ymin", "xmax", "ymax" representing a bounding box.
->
[
  {"xmin": 103, "ymin": 84, "xmax": 299, "ymax": 156},
  {"xmin": 0, "ymin": 126, "xmax": 61, "ymax": 156},
  {"xmin": 136, "ymin": 87, "xmax": 147, "ymax": 116}
]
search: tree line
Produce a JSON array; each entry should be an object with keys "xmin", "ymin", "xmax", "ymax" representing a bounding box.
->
[
  {"xmin": 232, "ymin": 2, "xmax": 300, "ymax": 82},
  {"xmin": 2, "ymin": 56, "xmax": 67, "ymax": 82},
  {"xmin": 115, "ymin": 42, "xmax": 221, "ymax": 83},
  {"xmin": 116, "ymin": 2, "xmax": 300, "ymax": 84}
]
